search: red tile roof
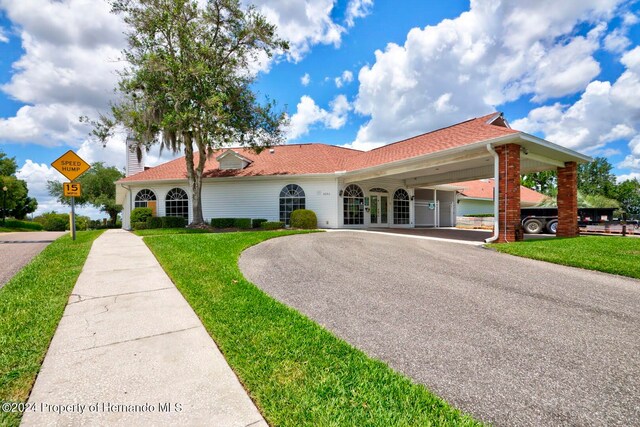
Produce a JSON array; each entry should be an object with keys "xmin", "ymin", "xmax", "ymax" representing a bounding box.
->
[
  {"xmin": 452, "ymin": 179, "xmax": 546, "ymax": 204},
  {"xmin": 119, "ymin": 112, "xmax": 520, "ymax": 182}
]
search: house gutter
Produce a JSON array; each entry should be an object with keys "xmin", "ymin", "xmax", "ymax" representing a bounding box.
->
[{"xmin": 485, "ymin": 144, "xmax": 500, "ymax": 243}]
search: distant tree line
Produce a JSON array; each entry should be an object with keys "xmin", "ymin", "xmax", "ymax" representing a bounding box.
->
[
  {"xmin": 0, "ymin": 149, "xmax": 38, "ymax": 220},
  {"xmin": 521, "ymin": 157, "xmax": 640, "ymax": 218}
]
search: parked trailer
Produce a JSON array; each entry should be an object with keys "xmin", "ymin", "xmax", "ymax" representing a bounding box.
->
[{"xmin": 520, "ymin": 207, "xmax": 617, "ymax": 234}]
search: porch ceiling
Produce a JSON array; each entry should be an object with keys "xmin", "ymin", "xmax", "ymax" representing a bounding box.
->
[{"xmin": 344, "ymin": 133, "xmax": 589, "ymax": 188}]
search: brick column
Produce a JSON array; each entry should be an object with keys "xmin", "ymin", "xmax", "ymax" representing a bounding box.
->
[
  {"xmin": 557, "ymin": 161, "xmax": 579, "ymax": 237},
  {"xmin": 495, "ymin": 144, "xmax": 522, "ymax": 243}
]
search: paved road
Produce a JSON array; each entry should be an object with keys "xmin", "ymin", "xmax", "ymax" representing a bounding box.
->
[
  {"xmin": 0, "ymin": 231, "xmax": 65, "ymax": 288},
  {"xmin": 240, "ymin": 231, "xmax": 640, "ymax": 426}
]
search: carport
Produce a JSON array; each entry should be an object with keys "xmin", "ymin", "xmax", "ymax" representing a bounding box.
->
[{"xmin": 341, "ymin": 113, "xmax": 590, "ymax": 243}]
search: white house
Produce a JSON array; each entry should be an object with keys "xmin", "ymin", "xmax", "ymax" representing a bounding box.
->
[
  {"xmin": 115, "ymin": 112, "xmax": 590, "ymax": 242},
  {"xmin": 454, "ymin": 179, "xmax": 546, "ymax": 217}
]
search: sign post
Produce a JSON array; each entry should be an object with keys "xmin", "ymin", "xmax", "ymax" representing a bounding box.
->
[{"xmin": 51, "ymin": 151, "xmax": 90, "ymax": 240}]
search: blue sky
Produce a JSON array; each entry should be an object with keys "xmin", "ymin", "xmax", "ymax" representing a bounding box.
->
[{"xmin": 0, "ymin": 0, "xmax": 639, "ymax": 218}]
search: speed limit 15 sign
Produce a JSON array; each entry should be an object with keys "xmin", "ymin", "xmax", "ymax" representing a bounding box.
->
[{"xmin": 63, "ymin": 182, "xmax": 82, "ymax": 197}]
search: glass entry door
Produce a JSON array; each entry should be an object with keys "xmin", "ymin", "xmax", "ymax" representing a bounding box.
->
[{"xmin": 370, "ymin": 195, "xmax": 388, "ymax": 226}]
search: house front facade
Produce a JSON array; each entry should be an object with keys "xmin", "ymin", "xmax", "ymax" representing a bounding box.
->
[{"xmin": 116, "ymin": 112, "xmax": 590, "ymax": 242}]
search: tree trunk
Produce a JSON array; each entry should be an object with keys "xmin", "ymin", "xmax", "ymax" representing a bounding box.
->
[{"xmin": 184, "ymin": 136, "xmax": 206, "ymax": 226}]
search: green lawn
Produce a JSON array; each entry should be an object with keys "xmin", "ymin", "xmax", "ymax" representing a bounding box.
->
[
  {"xmin": 491, "ymin": 236, "xmax": 640, "ymax": 279},
  {"xmin": 133, "ymin": 227, "xmax": 213, "ymax": 236},
  {"xmin": 144, "ymin": 231, "xmax": 479, "ymax": 426},
  {"xmin": 0, "ymin": 230, "xmax": 103, "ymax": 427}
]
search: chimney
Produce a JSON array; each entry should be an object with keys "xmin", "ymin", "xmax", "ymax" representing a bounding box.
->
[{"xmin": 126, "ymin": 133, "xmax": 145, "ymax": 177}]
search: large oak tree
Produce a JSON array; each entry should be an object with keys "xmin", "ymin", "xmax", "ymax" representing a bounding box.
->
[{"xmin": 96, "ymin": 0, "xmax": 288, "ymax": 225}]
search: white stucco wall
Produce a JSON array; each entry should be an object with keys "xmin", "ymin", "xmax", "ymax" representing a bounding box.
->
[{"xmin": 122, "ymin": 176, "xmax": 339, "ymax": 229}]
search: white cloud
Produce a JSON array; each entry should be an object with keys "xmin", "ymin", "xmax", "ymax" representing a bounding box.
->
[
  {"xmin": 0, "ymin": 0, "xmax": 363, "ymax": 148},
  {"xmin": 345, "ymin": 0, "xmax": 373, "ymax": 28},
  {"xmin": 0, "ymin": 27, "xmax": 8, "ymax": 43},
  {"xmin": 352, "ymin": 0, "xmax": 624, "ymax": 147},
  {"xmin": 512, "ymin": 47, "xmax": 640, "ymax": 178},
  {"xmin": 251, "ymin": 0, "xmax": 345, "ymax": 62},
  {"xmin": 301, "ymin": 73, "xmax": 311, "ymax": 86},
  {"xmin": 287, "ymin": 94, "xmax": 351, "ymax": 139},
  {"xmin": 334, "ymin": 70, "xmax": 354, "ymax": 88},
  {"xmin": 604, "ymin": 28, "xmax": 631, "ymax": 53}
]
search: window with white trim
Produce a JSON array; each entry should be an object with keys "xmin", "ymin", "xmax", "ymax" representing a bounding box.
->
[
  {"xmin": 343, "ymin": 184, "xmax": 364, "ymax": 225},
  {"xmin": 279, "ymin": 184, "xmax": 305, "ymax": 225},
  {"xmin": 165, "ymin": 188, "xmax": 189, "ymax": 219},
  {"xmin": 134, "ymin": 189, "xmax": 156, "ymax": 208},
  {"xmin": 393, "ymin": 189, "xmax": 410, "ymax": 224}
]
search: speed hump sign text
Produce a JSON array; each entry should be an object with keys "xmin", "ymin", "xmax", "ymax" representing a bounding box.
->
[
  {"xmin": 51, "ymin": 150, "xmax": 91, "ymax": 181},
  {"xmin": 63, "ymin": 182, "xmax": 82, "ymax": 197}
]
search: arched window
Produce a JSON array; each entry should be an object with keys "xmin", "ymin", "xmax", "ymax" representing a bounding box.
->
[
  {"xmin": 393, "ymin": 189, "xmax": 410, "ymax": 225},
  {"xmin": 165, "ymin": 188, "xmax": 189, "ymax": 219},
  {"xmin": 134, "ymin": 189, "xmax": 156, "ymax": 208},
  {"xmin": 279, "ymin": 184, "xmax": 305, "ymax": 225},
  {"xmin": 343, "ymin": 184, "xmax": 364, "ymax": 225}
]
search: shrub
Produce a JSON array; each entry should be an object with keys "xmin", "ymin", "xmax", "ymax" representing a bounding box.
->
[
  {"xmin": 33, "ymin": 212, "xmax": 69, "ymax": 231},
  {"xmin": 290, "ymin": 209, "xmax": 317, "ymax": 229},
  {"xmin": 146, "ymin": 217, "xmax": 163, "ymax": 229},
  {"xmin": 75, "ymin": 215, "xmax": 90, "ymax": 231},
  {"xmin": 131, "ymin": 207, "xmax": 153, "ymax": 224},
  {"xmin": 260, "ymin": 221, "xmax": 284, "ymax": 230},
  {"xmin": 252, "ymin": 218, "xmax": 268, "ymax": 229},
  {"xmin": 3, "ymin": 219, "xmax": 43, "ymax": 231},
  {"xmin": 462, "ymin": 214, "xmax": 494, "ymax": 218},
  {"xmin": 211, "ymin": 218, "xmax": 235, "ymax": 228},
  {"xmin": 132, "ymin": 222, "xmax": 148, "ymax": 230},
  {"xmin": 234, "ymin": 218, "xmax": 252, "ymax": 229},
  {"xmin": 161, "ymin": 216, "xmax": 187, "ymax": 228}
]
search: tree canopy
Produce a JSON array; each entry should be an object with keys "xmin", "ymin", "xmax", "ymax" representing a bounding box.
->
[
  {"xmin": 93, "ymin": 0, "xmax": 289, "ymax": 225},
  {"xmin": 0, "ymin": 150, "xmax": 38, "ymax": 220},
  {"xmin": 47, "ymin": 162, "xmax": 124, "ymax": 224}
]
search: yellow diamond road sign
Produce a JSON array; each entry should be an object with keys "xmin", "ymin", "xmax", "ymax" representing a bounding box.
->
[{"xmin": 51, "ymin": 150, "xmax": 90, "ymax": 181}]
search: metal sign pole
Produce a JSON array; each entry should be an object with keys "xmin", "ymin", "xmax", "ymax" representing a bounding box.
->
[{"xmin": 71, "ymin": 196, "xmax": 76, "ymax": 241}]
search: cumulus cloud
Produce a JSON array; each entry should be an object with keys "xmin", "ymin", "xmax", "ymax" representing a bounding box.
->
[
  {"xmin": 287, "ymin": 94, "xmax": 351, "ymax": 139},
  {"xmin": 301, "ymin": 73, "xmax": 311, "ymax": 86},
  {"xmin": 512, "ymin": 46, "xmax": 640, "ymax": 175},
  {"xmin": 0, "ymin": 27, "xmax": 8, "ymax": 43},
  {"xmin": 345, "ymin": 0, "xmax": 373, "ymax": 28},
  {"xmin": 352, "ymin": 0, "xmax": 624, "ymax": 147},
  {"xmin": 251, "ymin": 0, "xmax": 344, "ymax": 62},
  {"xmin": 0, "ymin": 0, "xmax": 362, "ymax": 148},
  {"xmin": 334, "ymin": 70, "xmax": 354, "ymax": 88}
]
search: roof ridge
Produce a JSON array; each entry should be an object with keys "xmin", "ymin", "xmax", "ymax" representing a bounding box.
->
[{"xmin": 365, "ymin": 112, "xmax": 500, "ymax": 153}]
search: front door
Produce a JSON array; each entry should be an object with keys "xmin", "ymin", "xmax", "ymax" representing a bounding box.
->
[{"xmin": 370, "ymin": 195, "xmax": 388, "ymax": 226}]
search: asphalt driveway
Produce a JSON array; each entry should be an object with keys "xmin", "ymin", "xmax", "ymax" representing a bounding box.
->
[
  {"xmin": 239, "ymin": 231, "xmax": 640, "ymax": 426},
  {"xmin": 0, "ymin": 231, "xmax": 65, "ymax": 287}
]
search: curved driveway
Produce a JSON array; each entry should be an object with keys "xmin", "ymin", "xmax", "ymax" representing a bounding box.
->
[{"xmin": 240, "ymin": 231, "xmax": 640, "ymax": 426}]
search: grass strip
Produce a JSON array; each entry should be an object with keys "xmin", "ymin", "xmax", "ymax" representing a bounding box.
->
[
  {"xmin": 0, "ymin": 230, "xmax": 104, "ymax": 426},
  {"xmin": 144, "ymin": 231, "xmax": 479, "ymax": 426},
  {"xmin": 491, "ymin": 235, "xmax": 640, "ymax": 279},
  {"xmin": 134, "ymin": 228, "xmax": 212, "ymax": 236}
]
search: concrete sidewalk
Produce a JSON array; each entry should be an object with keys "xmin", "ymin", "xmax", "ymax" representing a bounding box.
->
[{"xmin": 22, "ymin": 229, "xmax": 266, "ymax": 426}]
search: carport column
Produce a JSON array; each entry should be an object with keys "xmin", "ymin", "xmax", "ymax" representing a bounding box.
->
[
  {"xmin": 556, "ymin": 161, "xmax": 579, "ymax": 237},
  {"xmin": 495, "ymin": 144, "xmax": 522, "ymax": 243}
]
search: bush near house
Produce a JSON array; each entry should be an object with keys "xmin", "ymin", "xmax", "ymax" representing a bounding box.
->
[
  {"xmin": 462, "ymin": 214, "xmax": 494, "ymax": 218},
  {"xmin": 130, "ymin": 207, "xmax": 153, "ymax": 224},
  {"xmin": 261, "ymin": 221, "xmax": 284, "ymax": 230},
  {"xmin": 211, "ymin": 218, "xmax": 236, "ymax": 228},
  {"xmin": 132, "ymin": 222, "xmax": 148, "ymax": 230},
  {"xmin": 146, "ymin": 217, "xmax": 163, "ymax": 229},
  {"xmin": 290, "ymin": 209, "xmax": 317, "ymax": 229},
  {"xmin": 252, "ymin": 218, "xmax": 268, "ymax": 229},
  {"xmin": 161, "ymin": 216, "xmax": 187, "ymax": 228},
  {"xmin": 234, "ymin": 218, "xmax": 252, "ymax": 229}
]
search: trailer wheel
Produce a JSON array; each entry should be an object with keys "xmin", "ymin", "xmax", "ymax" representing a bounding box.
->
[
  {"xmin": 523, "ymin": 218, "xmax": 543, "ymax": 234},
  {"xmin": 546, "ymin": 220, "xmax": 558, "ymax": 234}
]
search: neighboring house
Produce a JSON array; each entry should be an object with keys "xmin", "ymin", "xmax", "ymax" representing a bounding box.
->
[
  {"xmin": 115, "ymin": 112, "xmax": 589, "ymax": 240},
  {"xmin": 453, "ymin": 179, "xmax": 546, "ymax": 216}
]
